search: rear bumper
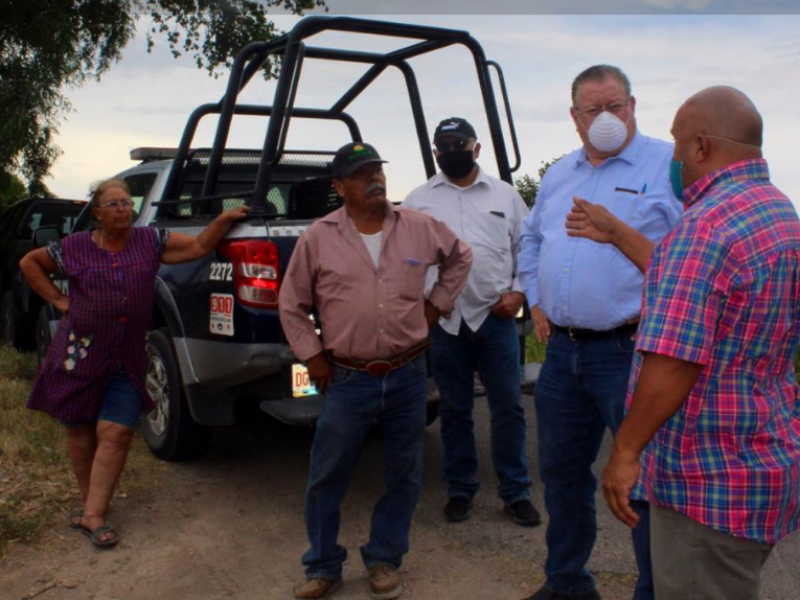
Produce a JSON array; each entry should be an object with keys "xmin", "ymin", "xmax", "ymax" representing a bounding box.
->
[
  {"xmin": 259, "ymin": 396, "xmax": 326, "ymax": 425},
  {"xmin": 175, "ymin": 337, "xmax": 293, "ymax": 388},
  {"xmin": 177, "ymin": 336, "xmax": 541, "ymax": 427}
]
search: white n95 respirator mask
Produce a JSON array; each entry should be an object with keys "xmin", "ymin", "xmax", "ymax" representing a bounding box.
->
[{"xmin": 587, "ymin": 111, "xmax": 629, "ymax": 153}]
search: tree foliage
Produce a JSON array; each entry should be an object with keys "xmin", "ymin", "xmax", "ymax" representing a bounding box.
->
[
  {"xmin": 514, "ymin": 155, "xmax": 565, "ymax": 208},
  {"xmin": 0, "ymin": 0, "xmax": 325, "ymax": 195},
  {"xmin": 514, "ymin": 173, "xmax": 538, "ymax": 208},
  {"xmin": 0, "ymin": 172, "xmax": 27, "ymax": 213}
]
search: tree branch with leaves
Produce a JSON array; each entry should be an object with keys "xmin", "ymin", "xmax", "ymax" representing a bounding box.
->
[
  {"xmin": 514, "ymin": 155, "xmax": 564, "ymax": 209},
  {"xmin": 0, "ymin": 0, "xmax": 325, "ymax": 196}
]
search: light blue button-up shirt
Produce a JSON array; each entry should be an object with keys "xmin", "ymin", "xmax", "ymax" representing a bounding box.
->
[{"xmin": 518, "ymin": 131, "xmax": 683, "ymax": 330}]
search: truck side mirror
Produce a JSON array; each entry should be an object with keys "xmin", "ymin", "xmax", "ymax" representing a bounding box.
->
[{"xmin": 33, "ymin": 226, "xmax": 61, "ymax": 248}]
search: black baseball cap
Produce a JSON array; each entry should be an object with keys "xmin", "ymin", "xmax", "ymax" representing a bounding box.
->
[
  {"xmin": 433, "ymin": 117, "xmax": 477, "ymax": 142},
  {"xmin": 330, "ymin": 142, "xmax": 387, "ymax": 178}
]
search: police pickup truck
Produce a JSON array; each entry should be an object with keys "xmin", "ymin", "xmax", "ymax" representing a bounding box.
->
[{"xmin": 39, "ymin": 16, "xmax": 527, "ymax": 461}]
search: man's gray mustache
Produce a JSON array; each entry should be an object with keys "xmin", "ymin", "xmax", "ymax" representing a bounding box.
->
[{"xmin": 366, "ymin": 182, "xmax": 386, "ymax": 195}]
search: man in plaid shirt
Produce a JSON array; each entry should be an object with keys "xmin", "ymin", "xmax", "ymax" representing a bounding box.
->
[{"xmin": 567, "ymin": 86, "xmax": 800, "ymax": 600}]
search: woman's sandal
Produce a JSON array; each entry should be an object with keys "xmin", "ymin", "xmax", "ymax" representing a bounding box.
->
[
  {"xmin": 81, "ymin": 524, "xmax": 120, "ymax": 548},
  {"xmin": 69, "ymin": 508, "xmax": 84, "ymax": 529}
]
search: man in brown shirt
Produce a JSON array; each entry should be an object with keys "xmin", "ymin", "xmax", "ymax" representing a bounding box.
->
[{"xmin": 280, "ymin": 142, "xmax": 472, "ymax": 600}]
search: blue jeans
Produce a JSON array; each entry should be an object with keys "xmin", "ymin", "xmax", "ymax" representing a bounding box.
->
[
  {"xmin": 301, "ymin": 355, "xmax": 428, "ymax": 579},
  {"xmin": 429, "ymin": 314, "xmax": 531, "ymax": 503},
  {"xmin": 535, "ymin": 329, "xmax": 653, "ymax": 599},
  {"xmin": 60, "ymin": 370, "xmax": 141, "ymax": 430}
]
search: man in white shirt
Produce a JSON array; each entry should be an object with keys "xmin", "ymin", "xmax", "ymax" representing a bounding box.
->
[{"xmin": 404, "ymin": 117, "xmax": 538, "ymax": 526}]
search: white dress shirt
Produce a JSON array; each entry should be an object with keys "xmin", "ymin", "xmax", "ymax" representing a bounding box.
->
[{"xmin": 403, "ymin": 166, "xmax": 529, "ymax": 334}]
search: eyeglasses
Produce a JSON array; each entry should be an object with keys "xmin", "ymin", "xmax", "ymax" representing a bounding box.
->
[
  {"xmin": 434, "ymin": 138, "xmax": 470, "ymax": 153},
  {"xmin": 98, "ymin": 200, "xmax": 135, "ymax": 210},
  {"xmin": 573, "ymin": 101, "xmax": 629, "ymax": 119}
]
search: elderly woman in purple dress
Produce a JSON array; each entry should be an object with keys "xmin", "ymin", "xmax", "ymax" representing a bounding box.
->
[{"xmin": 20, "ymin": 177, "xmax": 247, "ymax": 548}]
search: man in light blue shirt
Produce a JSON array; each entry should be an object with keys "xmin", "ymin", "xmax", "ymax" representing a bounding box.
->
[{"xmin": 517, "ymin": 66, "xmax": 682, "ymax": 600}]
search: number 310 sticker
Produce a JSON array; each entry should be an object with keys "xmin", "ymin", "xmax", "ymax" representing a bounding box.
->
[{"xmin": 210, "ymin": 293, "xmax": 234, "ymax": 336}]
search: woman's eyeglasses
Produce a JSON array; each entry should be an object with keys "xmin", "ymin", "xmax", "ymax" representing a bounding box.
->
[{"xmin": 98, "ymin": 200, "xmax": 135, "ymax": 210}]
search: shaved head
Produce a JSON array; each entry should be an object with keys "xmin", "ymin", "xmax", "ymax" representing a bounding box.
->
[
  {"xmin": 671, "ymin": 86, "xmax": 763, "ymax": 191},
  {"xmin": 677, "ymin": 86, "xmax": 763, "ymax": 148}
]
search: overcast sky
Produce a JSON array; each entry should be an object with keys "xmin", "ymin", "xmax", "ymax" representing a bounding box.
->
[{"xmin": 46, "ymin": 7, "xmax": 800, "ymax": 209}]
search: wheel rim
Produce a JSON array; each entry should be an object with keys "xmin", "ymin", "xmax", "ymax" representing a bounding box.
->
[{"xmin": 145, "ymin": 351, "xmax": 170, "ymax": 437}]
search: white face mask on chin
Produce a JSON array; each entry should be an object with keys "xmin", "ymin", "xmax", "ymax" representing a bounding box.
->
[{"xmin": 587, "ymin": 111, "xmax": 630, "ymax": 153}]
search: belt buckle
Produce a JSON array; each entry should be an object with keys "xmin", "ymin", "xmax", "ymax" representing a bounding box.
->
[
  {"xmin": 568, "ymin": 328, "xmax": 578, "ymax": 342},
  {"xmin": 365, "ymin": 360, "xmax": 393, "ymax": 376}
]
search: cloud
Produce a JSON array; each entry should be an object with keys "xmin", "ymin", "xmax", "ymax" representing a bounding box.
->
[{"xmin": 47, "ymin": 14, "xmax": 800, "ymax": 210}]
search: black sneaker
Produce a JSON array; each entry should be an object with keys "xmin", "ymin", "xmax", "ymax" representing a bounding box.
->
[
  {"xmin": 444, "ymin": 496, "xmax": 472, "ymax": 522},
  {"xmin": 504, "ymin": 499, "xmax": 542, "ymax": 527}
]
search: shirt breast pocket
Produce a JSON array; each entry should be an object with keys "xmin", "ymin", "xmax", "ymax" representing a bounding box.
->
[
  {"xmin": 608, "ymin": 190, "xmax": 645, "ymax": 229},
  {"xmin": 399, "ymin": 263, "xmax": 426, "ymax": 301},
  {"xmin": 465, "ymin": 211, "xmax": 510, "ymax": 254}
]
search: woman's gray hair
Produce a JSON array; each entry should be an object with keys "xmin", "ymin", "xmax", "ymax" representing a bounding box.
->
[{"xmin": 89, "ymin": 177, "xmax": 130, "ymax": 208}]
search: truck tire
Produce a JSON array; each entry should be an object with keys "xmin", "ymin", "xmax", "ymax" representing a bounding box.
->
[
  {"xmin": 142, "ymin": 328, "xmax": 211, "ymax": 461},
  {"xmin": 35, "ymin": 306, "xmax": 53, "ymax": 366},
  {"xmin": 1, "ymin": 292, "xmax": 22, "ymax": 349}
]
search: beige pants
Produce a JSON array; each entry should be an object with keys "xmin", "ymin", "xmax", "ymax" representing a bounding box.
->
[{"xmin": 650, "ymin": 505, "xmax": 773, "ymax": 600}]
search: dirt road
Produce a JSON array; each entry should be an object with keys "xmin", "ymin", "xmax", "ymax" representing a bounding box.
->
[{"xmin": 2, "ymin": 396, "xmax": 798, "ymax": 600}]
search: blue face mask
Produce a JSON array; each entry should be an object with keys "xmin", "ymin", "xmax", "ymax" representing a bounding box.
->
[
  {"xmin": 669, "ymin": 138, "xmax": 696, "ymax": 203},
  {"xmin": 669, "ymin": 159, "xmax": 685, "ymax": 203}
]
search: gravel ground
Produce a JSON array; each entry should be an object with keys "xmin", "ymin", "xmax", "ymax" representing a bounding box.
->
[{"xmin": 1, "ymin": 392, "xmax": 798, "ymax": 599}]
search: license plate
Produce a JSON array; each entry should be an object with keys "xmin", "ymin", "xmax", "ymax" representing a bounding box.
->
[{"xmin": 291, "ymin": 364, "xmax": 318, "ymax": 397}]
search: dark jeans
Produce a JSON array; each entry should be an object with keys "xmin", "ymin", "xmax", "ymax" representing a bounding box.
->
[
  {"xmin": 535, "ymin": 328, "xmax": 653, "ymax": 599},
  {"xmin": 301, "ymin": 355, "xmax": 428, "ymax": 580},
  {"xmin": 429, "ymin": 314, "xmax": 531, "ymax": 503}
]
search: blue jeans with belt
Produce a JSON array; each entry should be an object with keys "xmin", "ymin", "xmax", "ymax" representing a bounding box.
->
[
  {"xmin": 429, "ymin": 313, "xmax": 531, "ymax": 503},
  {"xmin": 535, "ymin": 328, "xmax": 653, "ymax": 599},
  {"xmin": 301, "ymin": 355, "xmax": 428, "ymax": 580}
]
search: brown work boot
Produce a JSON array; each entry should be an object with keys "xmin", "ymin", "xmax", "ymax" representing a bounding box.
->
[
  {"xmin": 368, "ymin": 565, "xmax": 403, "ymax": 599},
  {"xmin": 293, "ymin": 577, "xmax": 343, "ymax": 599}
]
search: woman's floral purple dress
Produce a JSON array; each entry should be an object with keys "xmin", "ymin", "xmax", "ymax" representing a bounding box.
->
[{"xmin": 27, "ymin": 227, "xmax": 169, "ymax": 422}]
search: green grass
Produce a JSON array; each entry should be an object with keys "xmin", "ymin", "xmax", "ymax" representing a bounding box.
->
[
  {"xmin": 0, "ymin": 346, "xmax": 39, "ymax": 381},
  {"xmin": 525, "ymin": 334, "xmax": 546, "ymax": 364},
  {"xmin": 0, "ymin": 346, "xmax": 162, "ymax": 557},
  {"xmin": 0, "ymin": 347, "xmax": 69, "ymax": 556}
]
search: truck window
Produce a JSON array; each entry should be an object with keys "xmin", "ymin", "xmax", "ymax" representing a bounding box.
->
[
  {"xmin": 20, "ymin": 202, "xmax": 86, "ymax": 239},
  {"xmin": 123, "ymin": 173, "xmax": 158, "ymax": 215}
]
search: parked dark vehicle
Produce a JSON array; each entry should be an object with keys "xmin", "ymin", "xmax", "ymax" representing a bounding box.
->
[
  {"xmin": 37, "ymin": 16, "xmax": 529, "ymax": 461},
  {"xmin": 0, "ymin": 198, "xmax": 85, "ymax": 351}
]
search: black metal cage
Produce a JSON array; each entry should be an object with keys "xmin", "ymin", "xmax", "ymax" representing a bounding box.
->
[{"xmin": 158, "ymin": 16, "xmax": 520, "ymax": 217}]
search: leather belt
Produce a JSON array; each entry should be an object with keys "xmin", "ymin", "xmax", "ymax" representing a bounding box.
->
[
  {"xmin": 330, "ymin": 341, "xmax": 432, "ymax": 376},
  {"xmin": 554, "ymin": 323, "xmax": 638, "ymax": 342}
]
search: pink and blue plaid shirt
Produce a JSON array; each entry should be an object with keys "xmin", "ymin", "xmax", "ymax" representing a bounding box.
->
[{"xmin": 630, "ymin": 158, "xmax": 800, "ymax": 543}]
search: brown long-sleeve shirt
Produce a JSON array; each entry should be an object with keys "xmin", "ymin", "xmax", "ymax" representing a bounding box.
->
[{"xmin": 279, "ymin": 202, "xmax": 472, "ymax": 362}]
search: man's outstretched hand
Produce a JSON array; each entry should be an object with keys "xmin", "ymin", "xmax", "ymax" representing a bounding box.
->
[{"xmin": 565, "ymin": 196, "xmax": 618, "ymax": 244}]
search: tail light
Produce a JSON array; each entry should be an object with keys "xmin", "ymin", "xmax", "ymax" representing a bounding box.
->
[{"xmin": 219, "ymin": 239, "xmax": 280, "ymax": 309}]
